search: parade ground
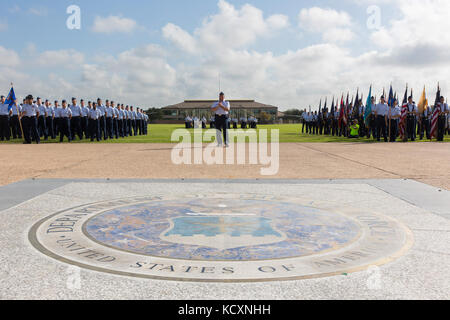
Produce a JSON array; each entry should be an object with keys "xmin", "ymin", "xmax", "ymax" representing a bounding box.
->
[
  {"xmin": 1, "ymin": 131, "xmax": 449, "ymax": 189},
  {"xmin": 0, "ymin": 132, "xmax": 449, "ymax": 300}
]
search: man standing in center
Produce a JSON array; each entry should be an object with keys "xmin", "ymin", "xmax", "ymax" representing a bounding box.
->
[
  {"xmin": 211, "ymin": 92, "xmax": 230, "ymax": 147},
  {"xmin": 374, "ymin": 96, "xmax": 389, "ymax": 142}
]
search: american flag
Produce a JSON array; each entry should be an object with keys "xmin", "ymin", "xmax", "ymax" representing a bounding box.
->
[
  {"xmin": 430, "ymin": 85, "xmax": 441, "ymax": 139},
  {"xmin": 399, "ymin": 86, "xmax": 408, "ymax": 139},
  {"xmin": 431, "ymin": 105, "xmax": 440, "ymax": 139}
]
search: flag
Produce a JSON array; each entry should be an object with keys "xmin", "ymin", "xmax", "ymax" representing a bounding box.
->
[
  {"xmin": 360, "ymin": 92, "xmax": 364, "ymax": 115},
  {"xmin": 388, "ymin": 85, "xmax": 394, "ymax": 107},
  {"xmin": 399, "ymin": 85, "xmax": 409, "ymax": 140},
  {"xmin": 349, "ymin": 95, "xmax": 354, "ymax": 118},
  {"xmin": 344, "ymin": 93, "xmax": 349, "ymax": 125},
  {"xmin": 339, "ymin": 94, "xmax": 347, "ymax": 128},
  {"xmin": 417, "ymin": 86, "xmax": 428, "ymax": 115},
  {"xmin": 330, "ymin": 96, "xmax": 335, "ymax": 114},
  {"xmin": 430, "ymin": 84, "xmax": 441, "ymax": 139},
  {"xmin": 354, "ymin": 89, "xmax": 359, "ymax": 118},
  {"xmin": 5, "ymin": 87, "xmax": 16, "ymax": 112},
  {"xmin": 364, "ymin": 86, "xmax": 372, "ymax": 126}
]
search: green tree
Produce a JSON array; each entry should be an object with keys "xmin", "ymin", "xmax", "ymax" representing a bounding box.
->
[
  {"xmin": 146, "ymin": 108, "xmax": 163, "ymax": 122},
  {"xmin": 259, "ymin": 111, "xmax": 272, "ymax": 124},
  {"xmin": 284, "ymin": 109, "xmax": 303, "ymax": 116}
]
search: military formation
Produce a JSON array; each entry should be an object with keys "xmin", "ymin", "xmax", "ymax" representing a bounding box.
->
[
  {"xmin": 301, "ymin": 87, "xmax": 450, "ymax": 142},
  {"xmin": 0, "ymin": 94, "xmax": 149, "ymax": 144}
]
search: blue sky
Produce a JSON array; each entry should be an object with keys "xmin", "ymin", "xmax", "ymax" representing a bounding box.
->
[
  {"xmin": 3, "ymin": 0, "xmax": 397, "ymax": 54},
  {"xmin": 0, "ymin": 0, "xmax": 448, "ymax": 110}
]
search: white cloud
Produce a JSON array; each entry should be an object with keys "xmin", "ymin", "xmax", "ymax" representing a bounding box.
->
[
  {"xmin": 299, "ymin": 7, "xmax": 352, "ymax": 32},
  {"xmin": 322, "ymin": 28, "xmax": 355, "ymax": 43},
  {"xmin": 92, "ymin": 15, "xmax": 137, "ymax": 34},
  {"xmin": 371, "ymin": 0, "xmax": 450, "ymax": 47},
  {"xmin": 298, "ymin": 7, "xmax": 355, "ymax": 43},
  {"xmin": 163, "ymin": 23, "xmax": 198, "ymax": 54},
  {"xmin": 267, "ymin": 14, "xmax": 290, "ymax": 29},
  {"xmin": 37, "ymin": 49, "xmax": 84, "ymax": 67},
  {"xmin": 0, "ymin": 46, "xmax": 20, "ymax": 67},
  {"xmin": 163, "ymin": 0, "xmax": 289, "ymax": 53},
  {"xmin": 78, "ymin": 44, "xmax": 176, "ymax": 105}
]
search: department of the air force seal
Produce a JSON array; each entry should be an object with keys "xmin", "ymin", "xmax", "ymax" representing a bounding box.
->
[{"xmin": 29, "ymin": 194, "xmax": 413, "ymax": 282}]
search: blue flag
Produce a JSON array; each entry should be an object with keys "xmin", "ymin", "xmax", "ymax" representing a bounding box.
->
[
  {"xmin": 364, "ymin": 86, "xmax": 372, "ymax": 126},
  {"xmin": 5, "ymin": 87, "xmax": 16, "ymax": 112},
  {"xmin": 388, "ymin": 85, "xmax": 394, "ymax": 107}
]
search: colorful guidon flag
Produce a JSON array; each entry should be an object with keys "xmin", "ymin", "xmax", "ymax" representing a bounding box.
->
[
  {"xmin": 364, "ymin": 86, "xmax": 372, "ymax": 126},
  {"xmin": 417, "ymin": 87, "xmax": 428, "ymax": 115},
  {"xmin": 5, "ymin": 86, "xmax": 16, "ymax": 112}
]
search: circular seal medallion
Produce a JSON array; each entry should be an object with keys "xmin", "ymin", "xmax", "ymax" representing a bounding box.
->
[{"xmin": 29, "ymin": 194, "xmax": 413, "ymax": 282}]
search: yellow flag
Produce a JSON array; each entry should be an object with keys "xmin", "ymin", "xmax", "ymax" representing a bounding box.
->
[{"xmin": 417, "ymin": 86, "xmax": 427, "ymax": 114}]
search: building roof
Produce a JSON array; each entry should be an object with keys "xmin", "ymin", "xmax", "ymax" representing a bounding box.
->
[{"xmin": 162, "ymin": 100, "xmax": 278, "ymax": 110}]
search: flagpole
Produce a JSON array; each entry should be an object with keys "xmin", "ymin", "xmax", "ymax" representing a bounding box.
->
[
  {"xmin": 389, "ymin": 103, "xmax": 391, "ymax": 142},
  {"xmin": 430, "ymin": 84, "xmax": 433, "ymax": 142},
  {"xmin": 10, "ymin": 83, "xmax": 24, "ymax": 141}
]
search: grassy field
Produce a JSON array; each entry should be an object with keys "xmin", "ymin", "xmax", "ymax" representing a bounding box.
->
[{"xmin": 1, "ymin": 124, "xmax": 449, "ymax": 143}]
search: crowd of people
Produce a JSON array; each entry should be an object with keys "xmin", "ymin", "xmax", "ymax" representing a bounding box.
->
[
  {"xmin": 184, "ymin": 115, "xmax": 258, "ymax": 129},
  {"xmin": 2, "ymin": 90, "xmax": 449, "ymax": 145},
  {"xmin": 0, "ymin": 95, "xmax": 149, "ymax": 144},
  {"xmin": 301, "ymin": 94, "xmax": 450, "ymax": 142}
]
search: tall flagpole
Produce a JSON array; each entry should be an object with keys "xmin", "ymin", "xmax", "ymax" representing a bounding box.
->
[
  {"xmin": 11, "ymin": 82, "xmax": 24, "ymax": 141},
  {"xmin": 389, "ymin": 101, "xmax": 391, "ymax": 142}
]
